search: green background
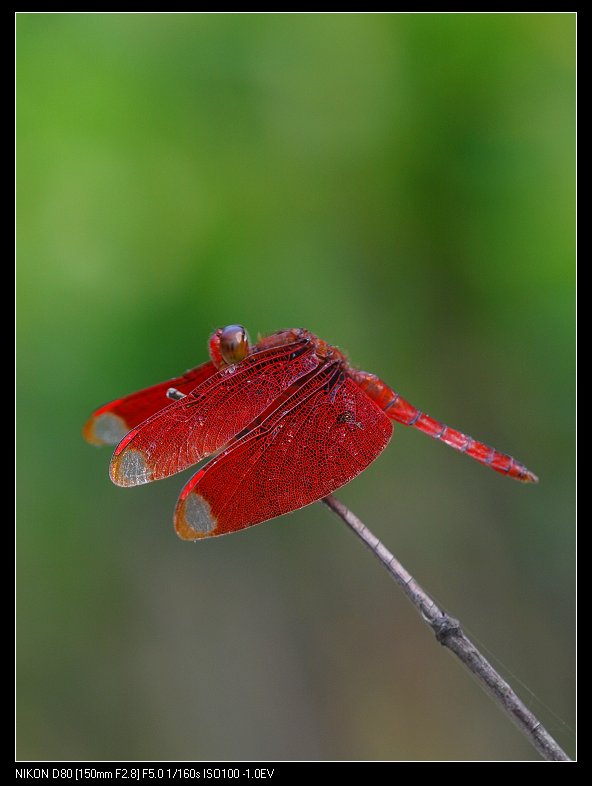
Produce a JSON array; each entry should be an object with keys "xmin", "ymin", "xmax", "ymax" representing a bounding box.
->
[{"xmin": 17, "ymin": 13, "xmax": 575, "ymax": 761}]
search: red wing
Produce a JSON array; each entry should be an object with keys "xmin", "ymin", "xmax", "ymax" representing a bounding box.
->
[
  {"xmin": 83, "ymin": 361, "xmax": 218, "ymax": 446},
  {"xmin": 174, "ymin": 363, "xmax": 393, "ymax": 540},
  {"xmin": 110, "ymin": 338, "xmax": 319, "ymax": 486}
]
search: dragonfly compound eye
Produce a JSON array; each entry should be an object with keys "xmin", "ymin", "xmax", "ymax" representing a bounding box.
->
[{"xmin": 219, "ymin": 324, "xmax": 250, "ymax": 364}]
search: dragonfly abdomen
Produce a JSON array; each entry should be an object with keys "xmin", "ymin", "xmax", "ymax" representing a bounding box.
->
[{"xmin": 353, "ymin": 370, "xmax": 538, "ymax": 483}]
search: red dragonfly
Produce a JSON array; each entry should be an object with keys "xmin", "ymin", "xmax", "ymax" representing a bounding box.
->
[{"xmin": 84, "ymin": 325, "xmax": 537, "ymax": 540}]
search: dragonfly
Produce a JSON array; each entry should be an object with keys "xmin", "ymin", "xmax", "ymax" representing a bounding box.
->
[{"xmin": 84, "ymin": 325, "xmax": 538, "ymax": 540}]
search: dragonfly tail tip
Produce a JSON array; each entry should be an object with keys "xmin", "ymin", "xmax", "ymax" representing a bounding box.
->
[{"xmin": 522, "ymin": 468, "xmax": 539, "ymax": 484}]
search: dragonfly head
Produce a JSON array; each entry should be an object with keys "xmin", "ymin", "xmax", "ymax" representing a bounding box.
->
[{"xmin": 209, "ymin": 324, "xmax": 251, "ymax": 368}]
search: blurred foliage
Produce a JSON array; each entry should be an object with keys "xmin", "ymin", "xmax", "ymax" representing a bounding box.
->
[{"xmin": 17, "ymin": 13, "xmax": 575, "ymax": 760}]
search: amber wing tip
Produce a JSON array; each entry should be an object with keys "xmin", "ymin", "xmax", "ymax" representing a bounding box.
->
[
  {"xmin": 82, "ymin": 416, "xmax": 103, "ymax": 446},
  {"xmin": 109, "ymin": 447, "xmax": 152, "ymax": 487},
  {"xmin": 82, "ymin": 412, "xmax": 129, "ymax": 446},
  {"xmin": 174, "ymin": 492, "xmax": 218, "ymax": 540}
]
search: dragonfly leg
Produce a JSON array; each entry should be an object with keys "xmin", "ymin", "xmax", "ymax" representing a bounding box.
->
[{"xmin": 351, "ymin": 370, "xmax": 538, "ymax": 483}]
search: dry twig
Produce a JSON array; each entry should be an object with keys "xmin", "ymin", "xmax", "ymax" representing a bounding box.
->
[{"xmin": 322, "ymin": 494, "xmax": 571, "ymax": 762}]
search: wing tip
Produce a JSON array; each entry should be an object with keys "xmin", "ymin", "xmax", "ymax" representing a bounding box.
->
[
  {"xmin": 83, "ymin": 412, "xmax": 129, "ymax": 446},
  {"xmin": 175, "ymin": 491, "xmax": 218, "ymax": 540},
  {"xmin": 109, "ymin": 447, "xmax": 152, "ymax": 487}
]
